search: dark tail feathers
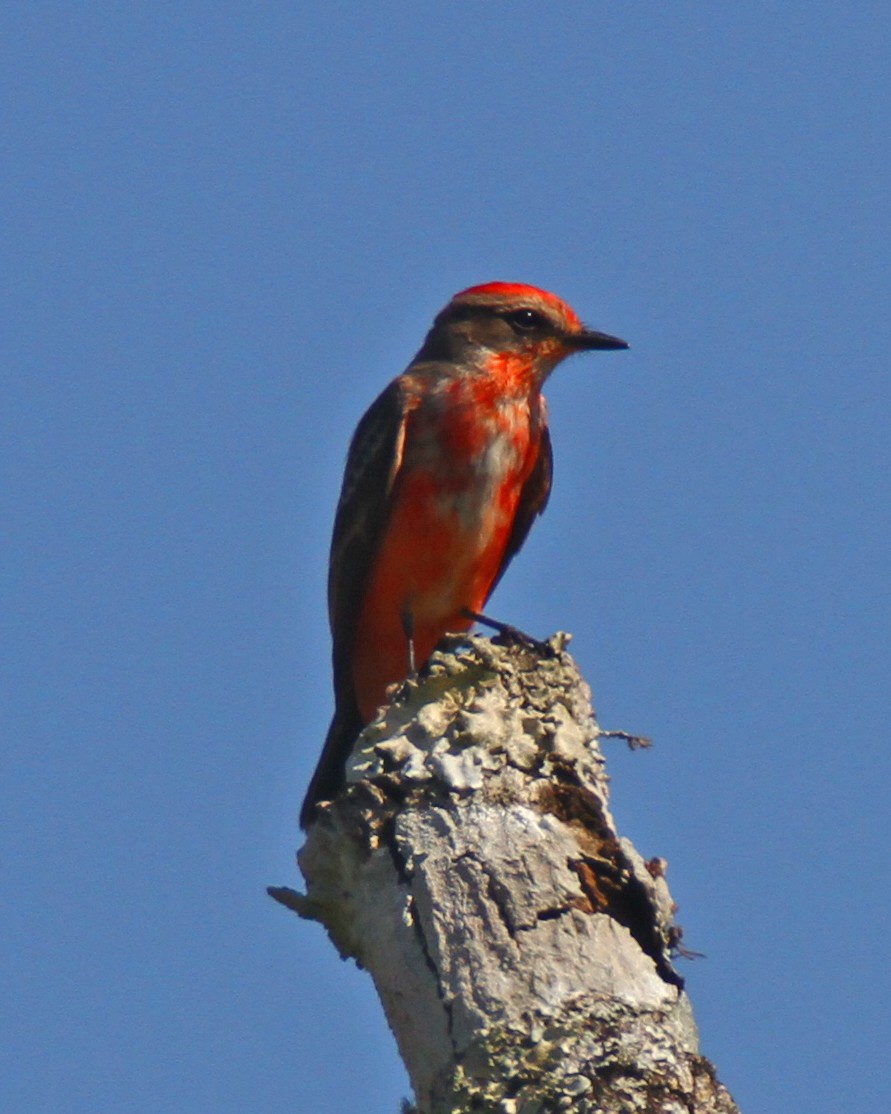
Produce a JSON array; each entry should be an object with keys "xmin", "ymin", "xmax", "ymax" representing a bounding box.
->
[{"xmin": 300, "ymin": 699, "xmax": 364, "ymax": 828}]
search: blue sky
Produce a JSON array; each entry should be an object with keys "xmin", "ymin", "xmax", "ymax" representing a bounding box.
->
[{"xmin": 3, "ymin": 4, "xmax": 889, "ymax": 1111}]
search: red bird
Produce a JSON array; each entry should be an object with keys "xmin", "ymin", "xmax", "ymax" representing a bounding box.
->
[{"xmin": 301, "ymin": 282, "xmax": 627, "ymax": 825}]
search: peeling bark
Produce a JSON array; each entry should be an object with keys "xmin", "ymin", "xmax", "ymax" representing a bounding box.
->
[{"xmin": 271, "ymin": 634, "xmax": 740, "ymax": 1114}]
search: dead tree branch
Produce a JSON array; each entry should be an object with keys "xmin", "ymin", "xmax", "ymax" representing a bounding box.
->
[{"xmin": 271, "ymin": 634, "xmax": 739, "ymax": 1114}]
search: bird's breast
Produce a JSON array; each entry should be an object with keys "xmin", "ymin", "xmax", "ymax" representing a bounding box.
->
[
  {"xmin": 406, "ymin": 387, "xmax": 537, "ymax": 505},
  {"xmin": 390, "ymin": 391, "xmax": 539, "ymax": 605},
  {"xmin": 351, "ymin": 384, "xmax": 544, "ymax": 721}
]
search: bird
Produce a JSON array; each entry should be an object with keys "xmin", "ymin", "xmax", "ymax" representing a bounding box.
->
[{"xmin": 301, "ymin": 282, "xmax": 627, "ymax": 825}]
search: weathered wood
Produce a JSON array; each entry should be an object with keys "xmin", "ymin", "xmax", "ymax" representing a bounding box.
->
[{"xmin": 271, "ymin": 634, "xmax": 739, "ymax": 1113}]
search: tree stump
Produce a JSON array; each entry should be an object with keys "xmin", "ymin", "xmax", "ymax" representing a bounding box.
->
[{"xmin": 270, "ymin": 634, "xmax": 740, "ymax": 1114}]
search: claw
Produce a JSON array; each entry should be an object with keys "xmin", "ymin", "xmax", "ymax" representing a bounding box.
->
[{"xmin": 461, "ymin": 608, "xmax": 555, "ymax": 657}]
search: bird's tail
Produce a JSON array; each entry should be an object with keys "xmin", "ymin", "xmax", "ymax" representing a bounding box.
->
[{"xmin": 300, "ymin": 698, "xmax": 364, "ymax": 828}]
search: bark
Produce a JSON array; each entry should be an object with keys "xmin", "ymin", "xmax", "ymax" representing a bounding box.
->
[{"xmin": 270, "ymin": 634, "xmax": 740, "ymax": 1114}]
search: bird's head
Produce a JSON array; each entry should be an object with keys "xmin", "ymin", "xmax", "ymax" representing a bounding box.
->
[{"xmin": 413, "ymin": 282, "xmax": 628, "ymax": 381}]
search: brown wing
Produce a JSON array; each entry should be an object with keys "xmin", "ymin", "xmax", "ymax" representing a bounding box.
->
[
  {"xmin": 301, "ymin": 380, "xmax": 409, "ymax": 825},
  {"xmin": 486, "ymin": 424, "xmax": 553, "ymax": 600},
  {"xmin": 328, "ymin": 379, "xmax": 410, "ymax": 696}
]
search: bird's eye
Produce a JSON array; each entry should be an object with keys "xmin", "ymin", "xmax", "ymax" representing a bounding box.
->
[{"xmin": 504, "ymin": 308, "xmax": 548, "ymax": 333}]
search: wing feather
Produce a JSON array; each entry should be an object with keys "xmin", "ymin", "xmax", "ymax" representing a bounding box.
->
[
  {"xmin": 487, "ymin": 424, "xmax": 553, "ymax": 598},
  {"xmin": 327, "ymin": 380, "xmax": 409, "ymax": 700},
  {"xmin": 301, "ymin": 380, "xmax": 409, "ymax": 825}
]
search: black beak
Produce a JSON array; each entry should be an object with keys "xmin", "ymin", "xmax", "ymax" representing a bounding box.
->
[{"xmin": 566, "ymin": 328, "xmax": 629, "ymax": 351}]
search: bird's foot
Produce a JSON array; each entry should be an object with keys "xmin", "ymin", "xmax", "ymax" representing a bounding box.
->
[{"xmin": 461, "ymin": 608, "xmax": 556, "ymax": 657}]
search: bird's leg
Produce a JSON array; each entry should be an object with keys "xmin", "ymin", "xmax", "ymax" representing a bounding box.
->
[
  {"xmin": 461, "ymin": 608, "xmax": 555, "ymax": 657},
  {"xmin": 382, "ymin": 605, "xmax": 420, "ymax": 710},
  {"xmin": 400, "ymin": 603, "xmax": 417, "ymax": 675}
]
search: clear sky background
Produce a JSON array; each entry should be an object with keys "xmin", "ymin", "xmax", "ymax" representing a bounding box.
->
[{"xmin": 3, "ymin": 4, "xmax": 889, "ymax": 1112}]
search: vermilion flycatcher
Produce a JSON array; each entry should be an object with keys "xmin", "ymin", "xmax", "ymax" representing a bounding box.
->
[{"xmin": 301, "ymin": 282, "xmax": 627, "ymax": 825}]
